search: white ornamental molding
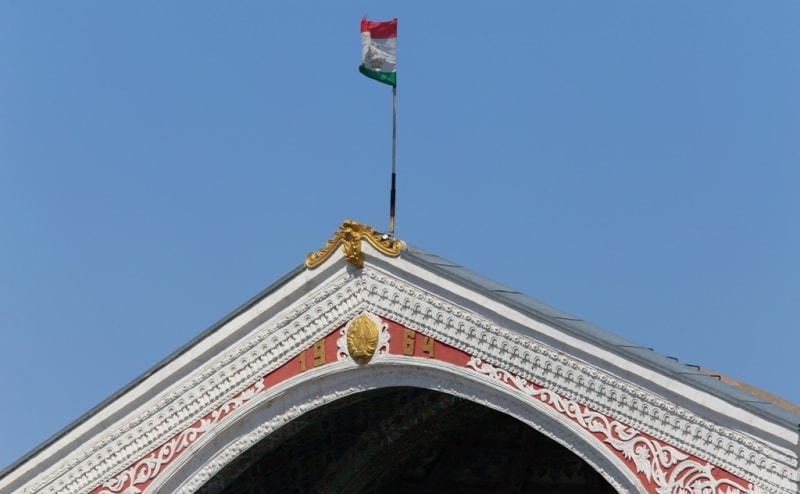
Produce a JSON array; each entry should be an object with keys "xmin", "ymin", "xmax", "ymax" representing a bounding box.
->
[
  {"xmin": 97, "ymin": 380, "xmax": 266, "ymax": 494},
  {"xmin": 14, "ymin": 264, "xmax": 798, "ymax": 494},
  {"xmin": 165, "ymin": 362, "xmax": 640, "ymax": 494},
  {"xmin": 359, "ymin": 268, "xmax": 797, "ymax": 494},
  {"xmin": 27, "ymin": 269, "xmax": 371, "ymax": 494},
  {"xmin": 172, "ymin": 380, "xmax": 365, "ymax": 494},
  {"xmin": 467, "ymin": 356, "xmax": 766, "ymax": 494}
]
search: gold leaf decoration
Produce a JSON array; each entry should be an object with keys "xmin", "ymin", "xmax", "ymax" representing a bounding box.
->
[{"xmin": 305, "ymin": 220, "xmax": 402, "ymax": 269}]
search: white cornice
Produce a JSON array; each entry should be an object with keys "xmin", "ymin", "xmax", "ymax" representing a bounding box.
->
[
  {"xmin": 357, "ymin": 252, "xmax": 798, "ymax": 493},
  {"xmin": 382, "ymin": 250, "xmax": 795, "ymax": 444},
  {"xmin": 0, "ymin": 262, "xmax": 358, "ymax": 494},
  {"xmin": 2, "ymin": 248, "xmax": 797, "ymax": 494}
]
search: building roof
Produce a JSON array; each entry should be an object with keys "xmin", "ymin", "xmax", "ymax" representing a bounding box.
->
[
  {"xmin": 2, "ymin": 231, "xmax": 798, "ymax": 483},
  {"xmin": 402, "ymin": 244, "xmax": 800, "ymax": 427}
]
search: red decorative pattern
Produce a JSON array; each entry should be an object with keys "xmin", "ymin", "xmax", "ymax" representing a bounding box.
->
[
  {"xmin": 88, "ymin": 318, "xmax": 759, "ymax": 494},
  {"xmin": 466, "ymin": 357, "xmax": 757, "ymax": 494},
  {"xmin": 93, "ymin": 380, "xmax": 266, "ymax": 494},
  {"xmin": 90, "ymin": 327, "xmax": 345, "ymax": 494}
]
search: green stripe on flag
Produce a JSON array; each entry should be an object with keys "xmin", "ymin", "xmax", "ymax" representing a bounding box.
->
[{"xmin": 359, "ymin": 65, "xmax": 396, "ymax": 87}]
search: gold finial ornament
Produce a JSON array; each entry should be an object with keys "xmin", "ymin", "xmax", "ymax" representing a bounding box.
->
[
  {"xmin": 346, "ymin": 313, "xmax": 380, "ymax": 364},
  {"xmin": 305, "ymin": 220, "xmax": 402, "ymax": 269}
]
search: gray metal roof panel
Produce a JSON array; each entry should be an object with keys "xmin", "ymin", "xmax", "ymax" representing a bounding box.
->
[
  {"xmin": 401, "ymin": 243, "xmax": 800, "ymax": 430},
  {"xmin": 402, "ymin": 246, "xmax": 580, "ymax": 320}
]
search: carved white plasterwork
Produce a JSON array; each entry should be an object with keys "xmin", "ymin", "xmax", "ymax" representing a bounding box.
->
[
  {"xmin": 358, "ymin": 268, "xmax": 798, "ymax": 494},
  {"xmin": 467, "ymin": 357, "xmax": 767, "ymax": 494},
  {"xmin": 155, "ymin": 361, "xmax": 642, "ymax": 494},
  {"xmin": 10, "ymin": 262, "xmax": 798, "ymax": 494},
  {"xmin": 21, "ymin": 269, "xmax": 369, "ymax": 494},
  {"xmin": 96, "ymin": 379, "xmax": 266, "ymax": 494}
]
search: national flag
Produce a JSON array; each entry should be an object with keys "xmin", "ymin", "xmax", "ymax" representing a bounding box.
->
[{"xmin": 359, "ymin": 18, "xmax": 397, "ymax": 87}]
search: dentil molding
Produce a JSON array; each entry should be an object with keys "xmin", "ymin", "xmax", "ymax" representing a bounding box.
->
[
  {"xmin": 15, "ymin": 264, "xmax": 797, "ymax": 494},
  {"xmin": 359, "ymin": 267, "xmax": 797, "ymax": 493}
]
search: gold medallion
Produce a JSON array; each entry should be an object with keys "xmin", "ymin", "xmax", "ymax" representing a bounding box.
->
[{"xmin": 346, "ymin": 314, "xmax": 380, "ymax": 365}]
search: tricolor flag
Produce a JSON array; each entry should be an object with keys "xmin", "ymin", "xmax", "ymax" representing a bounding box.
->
[{"xmin": 359, "ymin": 18, "xmax": 397, "ymax": 87}]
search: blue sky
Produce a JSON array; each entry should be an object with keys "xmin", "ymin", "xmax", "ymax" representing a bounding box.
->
[{"xmin": 1, "ymin": 2, "xmax": 798, "ymax": 470}]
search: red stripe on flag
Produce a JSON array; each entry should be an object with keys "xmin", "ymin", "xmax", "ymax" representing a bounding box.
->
[{"xmin": 361, "ymin": 18, "xmax": 397, "ymax": 39}]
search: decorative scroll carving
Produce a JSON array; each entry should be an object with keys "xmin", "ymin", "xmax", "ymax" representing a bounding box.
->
[
  {"xmin": 361, "ymin": 269, "xmax": 796, "ymax": 493},
  {"xmin": 24, "ymin": 272, "xmax": 364, "ymax": 494},
  {"xmin": 17, "ymin": 263, "xmax": 795, "ymax": 494},
  {"xmin": 96, "ymin": 380, "xmax": 266, "ymax": 494},
  {"xmin": 467, "ymin": 357, "xmax": 763, "ymax": 494},
  {"xmin": 305, "ymin": 221, "xmax": 402, "ymax": 269}
]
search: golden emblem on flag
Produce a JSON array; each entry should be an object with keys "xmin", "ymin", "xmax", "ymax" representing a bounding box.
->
[{"xmin": 369, "ymin": 57, "xmax": 385, "ymax": 70}]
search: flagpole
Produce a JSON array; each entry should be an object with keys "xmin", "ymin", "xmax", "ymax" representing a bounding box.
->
[{"xmin": 389, "ymin": 84, "xmax": 397, "ymax": 237}]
